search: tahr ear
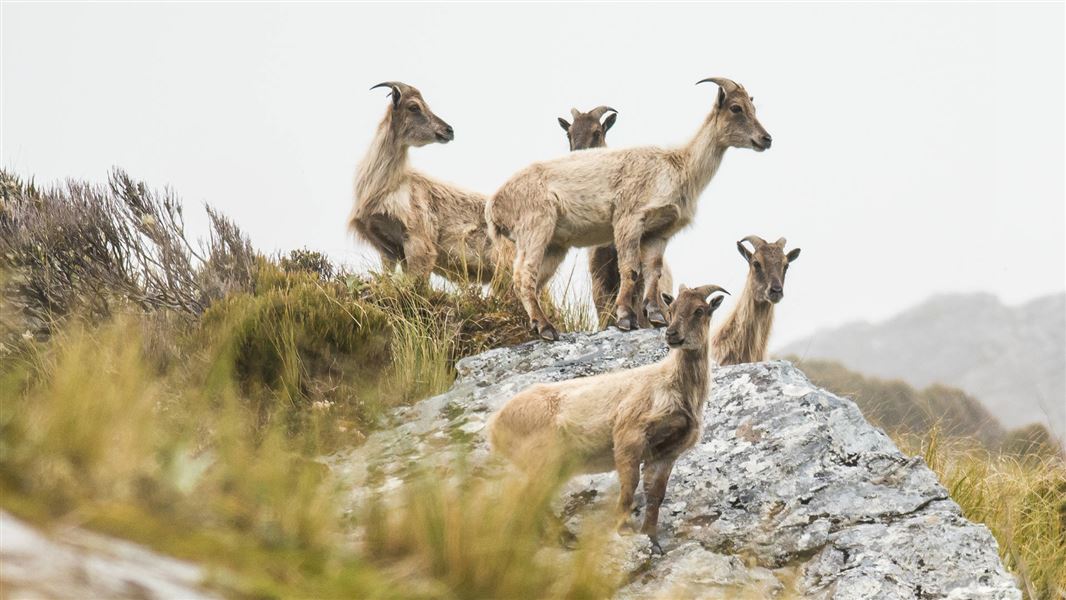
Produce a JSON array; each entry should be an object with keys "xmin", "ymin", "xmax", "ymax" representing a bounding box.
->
[
  {"xmin": 558, "ymin": 118, "xmax": 571, "ymax": 132},
  {"xmin": 709, "ymin": 295, "xmax": 726, "ymax": 311},
  {"xmin": 787, "ymin": 248, "xmax": 802, "ymax": 263},
  {"xmin": 602, "ymin": 112, "xmax": 617, "ymax": 133},
  {"xmin": 717, "ymin": 86, "xmax": 727, "ymax": 109},
  {"xmin": 737, "ymin": 241, "xmax": 753, "ymax": 263}
]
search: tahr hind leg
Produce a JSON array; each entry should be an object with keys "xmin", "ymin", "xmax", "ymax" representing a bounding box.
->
[{"xmin": 513, "ymin": 220, "xmax": 560, "ymax": 341}]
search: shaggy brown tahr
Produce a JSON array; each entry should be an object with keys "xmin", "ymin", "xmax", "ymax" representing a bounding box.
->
[
  {"xmin": 711, "ymin": 235, "xmax": 800, "ymax": 365},
  {"xmin": 559, "ymin": 106, "xmax": 676, "ymax": 329},
  {"xmin": 350, "ymin": 81, "xmax": 511, "ymax": 285},
  {"xmin": 488, "ymin": 77, "xmax": 770, "ymax": 341},
  {"xmin": 557, "ymin": 105, "xmax": 618, "ymax": 152},
  {"xmin": 488, "ymin": 284, "xmax": 729, "ymax": 552}
]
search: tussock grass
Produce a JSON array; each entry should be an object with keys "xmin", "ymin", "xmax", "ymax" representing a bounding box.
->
[
  {"xmin": 363, "ymin": 460, "xmax": 619, "ymax": 599},
  {"xmin": 898, "ymin": 429, "xmax": 1066, "ymax": 599},
  {"xmin": 189, "ymin": 258, "xmax": 540, "ymax": 441},
  {"xmin": 198, "ymin": 263, "xmax": 394, "ymax": 437}
]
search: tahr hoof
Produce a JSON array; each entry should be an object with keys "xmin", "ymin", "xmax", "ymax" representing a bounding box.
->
[
  {"xmin": 538, "ymin": 323, "xmax": 559, "ymax": 342},
  {"xmin": 646, "ymin": 308, "xmax": 668, "ymax": 327},
  {"xmin": 615, "ymin": 312, "xmax": 638, "ymax": 332}
]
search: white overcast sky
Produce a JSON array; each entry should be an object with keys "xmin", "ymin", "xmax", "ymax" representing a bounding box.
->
[{"xmin": 3, "ymin": 2, "xmax": 1063, "ymax": 347}]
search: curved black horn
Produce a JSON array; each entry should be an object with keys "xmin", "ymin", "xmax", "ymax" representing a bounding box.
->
[
  {"xmin": 740, "ymin": 235, "xmax": 768, "ymax": 249},
  {"xmin": 696, "ymin": 77, "xmax": 739, "ymax": 93},
  {"xmin": 589, "ymin": 106, "xmax": 618, "ymax": 120},
  {"xmin": 692, "ymin": 284, "xmax": 730, "ymax": 300},
  {"xmin": 370, "ymin": 81, "xmax": 412, "ymax": 106}
]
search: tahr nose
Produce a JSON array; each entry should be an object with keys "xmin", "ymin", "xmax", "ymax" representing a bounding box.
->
[
  {"xmin": 770, "ymin": 285, "xmax": 783, "ymax": 294},
  {"xmin": 761, "ymin": 134, "xmax": 773, "ymax": 148},
  {"xmin": 444, "ymin": 124, "xmax": 454, "ymax": 137}
]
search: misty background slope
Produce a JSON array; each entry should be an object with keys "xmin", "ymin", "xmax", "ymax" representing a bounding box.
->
[{"xmin": 778, "ymin": 292, "xmax": 1065, "ymax": 439}]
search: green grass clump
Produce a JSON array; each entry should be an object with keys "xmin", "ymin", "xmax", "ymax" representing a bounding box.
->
[
  {"xmin": 195, "ymin": 259, "xmax": 540, "ymax": 442},
  {"xmin": 199, "ymin": 262, "xmax": 394, "ymax": 436}
]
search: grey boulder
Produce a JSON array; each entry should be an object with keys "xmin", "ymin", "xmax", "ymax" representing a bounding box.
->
[{"xmin": 326, "ymin": 328, "xmax": 1020, "ymax": 599}]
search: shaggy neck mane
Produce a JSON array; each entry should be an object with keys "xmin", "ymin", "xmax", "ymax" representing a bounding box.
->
[
  {"xmin": 662, "ymin": 340, "xmax": 711, "ymax": 419},
  {"xmin": 352, "ymin": 113, "xmax": 409, "ymax": 219},
  {"xmin": 680, "ymin": 108, "xmax": 728, "ymax": 202},
  {"xmin": 712, "ymin": 274, "xmax": 774, "ymax": 365}
]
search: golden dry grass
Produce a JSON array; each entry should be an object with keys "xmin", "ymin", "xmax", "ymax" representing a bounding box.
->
[{"xmin": 898, "ymin": 429, "xmax": 1066, "ymax": 599}]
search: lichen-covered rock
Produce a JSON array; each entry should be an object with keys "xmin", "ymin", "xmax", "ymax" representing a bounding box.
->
[{"xmin": 325, "ymin": 328, "xmax": 1020, "ymax": 599}]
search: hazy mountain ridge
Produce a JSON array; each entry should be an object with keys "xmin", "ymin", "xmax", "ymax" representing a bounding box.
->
[{"xmin": 778, "ymin": 292, "xmax": 1066, "ymax": 438}]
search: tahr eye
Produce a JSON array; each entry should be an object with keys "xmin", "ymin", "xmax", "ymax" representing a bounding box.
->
[
  {"xmin": 730, "ymin": 104, "xmax": 743, "ymax": 114},
  {"xmin": 753, "ymin": 261, "xmax": 763, "ymax": 271},
  {"xmin": 694, "ymin": 308, "xmax": 705, "ymax": 317},
  {"xmin": 408, "ymin": 104, "xmax": 421, "ymax": 113}
]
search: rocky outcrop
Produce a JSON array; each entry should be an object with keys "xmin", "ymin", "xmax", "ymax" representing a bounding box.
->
[{"xmin": 327, "ymin": 328, "xmax": 1021, "ymax": 599}]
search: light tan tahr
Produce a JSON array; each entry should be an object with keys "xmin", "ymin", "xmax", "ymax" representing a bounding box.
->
[
  {"xmin": 487, "ymin": 77, "xmax": 770, "ymax": 341},
  {"xmin": 711, "ymin": 235, "xmax": 801, "ymax": 365},
  {"xmin": 350, "ymin": 81, "xmax": 512, "ymax": 285},
  {"xmin": 559, "ymin": 106, "xmax": 676, "ymax": 329},
  {"xmin": 487, "ymin": 284, "xmax": 728, "ymax": 553}
]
